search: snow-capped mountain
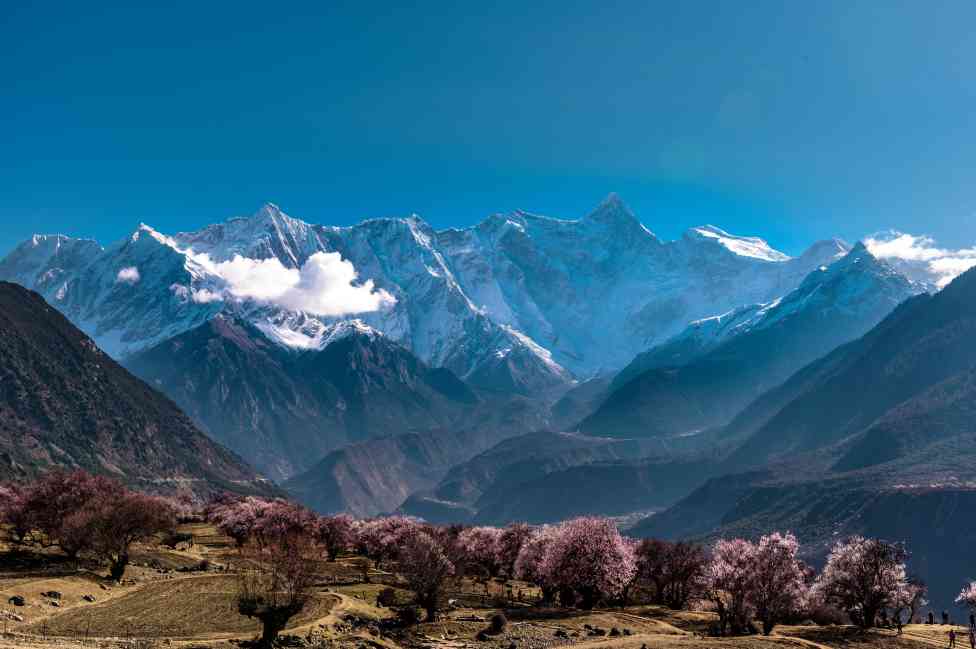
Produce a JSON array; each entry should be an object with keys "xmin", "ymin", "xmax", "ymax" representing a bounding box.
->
[
  {"xmin": 581, "ymin": 244, "xmax": 920, "ymax": 439},
  {"xmin": 125, "ymin": 315, "xmax": 482, "ymax": 480},
  {"xmin": 0, "ymin": 195, "xmax": 852, "ymax": 391}
]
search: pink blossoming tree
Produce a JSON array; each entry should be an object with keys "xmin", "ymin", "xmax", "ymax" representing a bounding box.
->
[
  {"xmin": 541, "ymin": 517, "xmax": 636, "ymax": 609},
  {"xmin": 956, "ymin": 581, "xmax": 976, "ymax": 616},
  {"xmin": 457, "ymin": 526, "xmax": 504, "ymax": 578},
  {"xmin": 514, "ymin": 525, "xmax": 559, "ymax": 604},
  {"xmin": 316, "ymin": 514, "xmax": 355, "ymax": 561},
  {"xmin": 812, "ymin": 536, "xmax": 909, "ymax": 628},
  {"xmin": 496, "ymin": 522, "xmax": 533, "ymax": 578},
  {"xmin": 703, "ymin": 538, "xmax": 756, "ymax": 635},
  {"xmin": 748, "ymin": 532, "xmax": 808, "ymax": 635},
  {"xmin": 399, "ymin": 530, "xmax": 456, "ymax": 622}
]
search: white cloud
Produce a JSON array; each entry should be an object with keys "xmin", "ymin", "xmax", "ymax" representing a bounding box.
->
[
  {"xmin": 864, "ymin": 232, "xmax": 976, "ymax": 288},
  {"xmin": 191, "ymin": 288, "xmax": 223, "ymax": 304},
  {"xmin": 116, "ymin": 266, "xmax": 141, "ymax": 284},
  {"xmin": 197, "ymin": 251, "xmax": 395, "ymax": 316}
]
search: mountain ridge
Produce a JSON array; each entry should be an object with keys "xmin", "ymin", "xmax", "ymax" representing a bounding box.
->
[{"xmin": 0, "ymin": 281, "xmax": 271, "ymax": 498}]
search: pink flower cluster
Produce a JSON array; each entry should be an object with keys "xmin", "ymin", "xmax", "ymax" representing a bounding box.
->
[{"xmin": 515, "ymin": 517, "xmax": 636, "ymax": 609}]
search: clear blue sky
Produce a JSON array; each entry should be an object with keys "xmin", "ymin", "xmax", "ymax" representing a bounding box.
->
[{"xmin": 3, "ymin": 1, "xmax": 975, "ymax": 256}]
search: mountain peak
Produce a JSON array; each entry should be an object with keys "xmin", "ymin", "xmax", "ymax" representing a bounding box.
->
[
  {"xmin": 250, "ymin": 202, "xmax": 295, "ymax": 228},
  {"xmin": 797, "ymin": 238, "xmax": 851, "ymax": 263},
  {"xmin": 129, "ymin": 223, "xmax": 175, "ymax": 248},
  {"xmin": 584, "ymin": 193, "xmax": 638, "ymax": 225}
]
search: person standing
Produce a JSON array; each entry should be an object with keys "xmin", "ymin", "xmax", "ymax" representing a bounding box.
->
[
  {"xmin": 968, "ymin": 627, "xmax": 975, "ymax": 649},
  {"xmin": 949, "ymin": 628, "xmax": 957, "ymax": 648}
]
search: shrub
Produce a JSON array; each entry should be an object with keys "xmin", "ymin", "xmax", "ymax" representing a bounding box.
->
[
  {"xmin": 396, "ymin": 606, "xmax": 421, "ymax": 627},
  {"xmin": 377, "ymin": 587, "xmax": 398, "ymax": 607},
  {"xmin": 490, "ymin": 612, "xmax": 508, "ymax": 634},
  {"xmin": 160, "ymin": 531, "xmax": 194, "ymax": 549}
]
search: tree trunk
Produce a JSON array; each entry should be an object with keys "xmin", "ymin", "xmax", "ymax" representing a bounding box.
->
[
  {"xmin": 579, "ymin": 587, "xmax": 597, "ymax": 610},
  {"xmin": 541, "ymin": 586, "xmax": 556, "ymax": 606},
  {"xmin": 110, "ymin": 552, "xmax": 129, "ymax": 582},
  {"xmin": 862, "ymin": 605, "xmax": 878, "ymax": 629},
  {"xmin": 255, "ymin": 606, "xmax": 299, "ymax": 649},
  {"xmin": 558, "ymin": 586, "xmax": 576, "ymax": 608},
  {"xmin": 762, "ymin": 617, "xmax": 775, "ymax": 636},
  {"xmin": 652, "ymin": 579, "xmax": 667, "ymax": 605},
  {"xmin": 259, "ymin": 616, "xmax": 286, "ymax": 649}
]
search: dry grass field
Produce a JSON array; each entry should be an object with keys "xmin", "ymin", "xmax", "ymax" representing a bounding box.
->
[{"xmin": 0, "ymin": 523, "xmax": 963, "ymax": 649}]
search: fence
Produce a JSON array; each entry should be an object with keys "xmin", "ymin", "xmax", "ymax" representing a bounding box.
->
[{"xmin": 0, "ymin": 631, "xmax": 162, "ymax": 648}]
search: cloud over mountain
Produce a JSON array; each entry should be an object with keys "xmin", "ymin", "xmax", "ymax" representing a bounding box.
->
[
  {"xmin": 196, "ymin": 251, "xmax": 396, "ymax": 317},
  {"xmin": 865, "ymin": 231, "xmax": 976, "ymax": 288},
  {"xmin": 116, "ymin": 266, "xmax": 141, "ymax": 284}
]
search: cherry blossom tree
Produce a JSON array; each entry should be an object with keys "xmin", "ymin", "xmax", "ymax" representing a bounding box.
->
[
  {"xmin": 636, "ymin": 539, "xmax": 707, "ymax": 609},
  {"xmin": 399, "ymin": 530, "xmax": 456, "ymax": 622},
  {"xmin": 251, "ymin": 500, "xmax": 317, "ymax": 546},
  {"xmin": 316, "ymin": 514, "xmax": 355, "ymax": 561},
  {"xmin": 542, "ymin": 517, "xmax": 636, "ymax": 609},
  {"xmin": 5, "ymin": 469, "xmax": 119, "ymax": 554},
  {"xmin": 956, "ymin": 581, "xmax": 976, "ymax": 616},
  {"xmin": 812, "ymin": 536, "xmax": 909, "ymax": 628},
  {"xmin": 457, "ymin": 526, "xmax": 504, "ymax": 578},
  {"xmin": 2, "ymin": 470, "xmax": 176, "ymax": 579},
  {"xmin": 206, "ymin": 495, "xmax": 274, "ymax": 546},
  {"xmin": 703, "ymin": 538, "xmax": 756, "ymax": 635},
  {"xmin": 496, "ymin": 522, "xmax": 533, "ymax": 578},
  {"xmin": 85, "ymin": 491, "xmax": 178, "ymax": 581},
  {"xmin": 356, "ymin": 516, "xmax": 421, "ymax": 567},
  {"xmin": 237, "ymin": 529, "xmax": 317, "ymax": 648},
  {"xmin": 894, "ymin": 577, "xmax": 927, "ymax": 624},
  {"xmin": 748, "ymin": 532, "xmax": 808, "ymax": 635},
  {"xmin": 514, "ymin": 525, "xmax": 559, "ymax": 604},
  {"xmin": 0, "ymin": 484, "xmax": 17, "ymax": 520},
  {"xmin": 0, "ymin": 483, "xmax": 31, "ymax": 546}
]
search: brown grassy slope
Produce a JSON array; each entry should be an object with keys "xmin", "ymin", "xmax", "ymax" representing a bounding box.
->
[{"xmin": 0, "ymin": 282, "xmax": 272, "ymax": 497}]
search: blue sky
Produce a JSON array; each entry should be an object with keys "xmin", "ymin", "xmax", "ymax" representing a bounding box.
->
[{"xmin": 2, "ymin": 1, "xmax": 975, "ymax": 257}]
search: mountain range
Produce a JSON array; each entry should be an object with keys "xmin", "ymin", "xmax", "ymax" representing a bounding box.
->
[
  {"xmin": 4, "ymin": 195, "xmax": 974, "ymax": 607},
  {"xmin": 580, "ymin": 243, "xmax": 918, "ymax": 439},
  {"xmin": 0, "ymin": 197, "xmax": 874, "ymax": 484},
  {"xmin": 634, "ymin": 265, "xmax": 976, "ymax": 607}
]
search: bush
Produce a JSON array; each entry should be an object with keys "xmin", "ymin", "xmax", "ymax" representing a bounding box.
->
[
  {"xmin": 377, "ymin": 587, "xmax": 397, "ymax": 607},
  {"xmin": 396, "ymin": 606, "xmax": 421, "ymax": 627},
  {"xmin": 161, "ymin": 531, "xmax": 193, "ymax": 548},
  {"xmin": 490, "ymin": 612, "xmax": 507, "ymax": 634},
  {"xmin": 807, "ymin": 603, "xmax": 848, "ymax": 626}
]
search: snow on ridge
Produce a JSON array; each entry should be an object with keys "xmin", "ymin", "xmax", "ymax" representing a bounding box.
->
[
  {"xmin": 255, "ymin": 318, "xmax": 381, "ymax": 351},
  {"xmin": 690, "ymin": 225, "xmax": 791, "ymax": 262}
]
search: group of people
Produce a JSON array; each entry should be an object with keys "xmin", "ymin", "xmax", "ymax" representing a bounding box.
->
[{"xmin": 945, "ymin": 613, "xmax": 976, "ymax": 648}]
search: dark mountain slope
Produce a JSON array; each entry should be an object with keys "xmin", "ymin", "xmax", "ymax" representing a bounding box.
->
[
  {"xmin": 636, "ymin": 268, "xmax": 976, "ymax": 609},
  {"xmin": 633, "ymin": 451, "xmax": 976, "ymax": 609},
  {"xmin": 581, "ymin": 246, "xmax": 915, "ymax": 439},
  {"xmin": 727, "ymin": 265, "xmax": 976, "ymax": 467},
  {"xmin": 126, "ymin": 316, "xmax": 479, "ymax": 481},
  {"xmin": 0, "ymin": 282, "xmax": 270, "ymax": 497},
  {"xmin": 396, "ymin": 430, "xmax": 710, "ymax": 524},
  {"xmin": 472, "ymin": 458, "xmax": 705, "ymax": 525}
]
